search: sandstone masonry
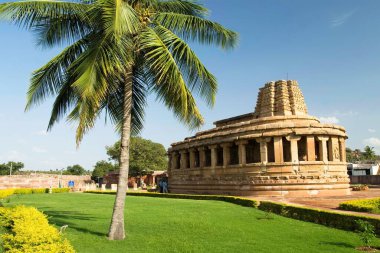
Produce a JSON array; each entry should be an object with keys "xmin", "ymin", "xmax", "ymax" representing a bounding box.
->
[{"xmin": 167, "ymin": 80, "xmax": 350, "ymax": 197}]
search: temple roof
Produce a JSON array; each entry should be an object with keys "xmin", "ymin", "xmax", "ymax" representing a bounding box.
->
[
  {"xmin": 214, "ymin": 80, "xmax": 308, "ymax": 127},
  {"xmin": 254, "ymin": 80, "xmax": 308, "ymax": 118}
]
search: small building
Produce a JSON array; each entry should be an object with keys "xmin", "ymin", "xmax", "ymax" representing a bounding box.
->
[
  {"xmin": 167, "ymin": 80, "xmax": 350, "ymax": 197},
  {"xmin": 348, "ymin": 163, "xmax": 379, "ymax": 176}
]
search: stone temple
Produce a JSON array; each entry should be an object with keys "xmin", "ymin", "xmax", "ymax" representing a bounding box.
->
[{"xmin": 167, "ymin": 80, "xmax": 350, "ymax": 197}]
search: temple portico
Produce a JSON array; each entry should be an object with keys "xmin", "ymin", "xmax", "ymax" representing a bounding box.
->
[{"xmin": 168, "ymin": 80, "xmax": 350, "ymax": 197}]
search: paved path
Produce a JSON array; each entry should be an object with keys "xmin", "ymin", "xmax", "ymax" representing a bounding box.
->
[{"xmin": 252, "ymin": 188, "xmax": 380, "ymax": 219}]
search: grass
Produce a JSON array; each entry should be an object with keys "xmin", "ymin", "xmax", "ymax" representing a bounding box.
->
[{"xmin": 3, "ymin": 193, "xmax": 380, "ymax": 253}]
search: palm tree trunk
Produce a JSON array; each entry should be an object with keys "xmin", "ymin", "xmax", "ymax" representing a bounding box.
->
[{"xmin": 108, "ymin": 68, "xmax": 133, "ymax": 240}]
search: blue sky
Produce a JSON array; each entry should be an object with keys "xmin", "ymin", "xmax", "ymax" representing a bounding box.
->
[{"xmin": 0, "ymin": 0, "xmax": 380, "ymax": 170}]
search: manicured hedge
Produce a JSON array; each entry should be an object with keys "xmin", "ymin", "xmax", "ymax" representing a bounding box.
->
[
  {"xmin": 0, "ymin": 188, "xmax": 70, "ymax": 199},
  {"xmin": 0, "ymin": 206, "xmax": 75, "ymax": 253},
  {"xmin": 259, "ymin": 201, "xmax": 380, "ymax": 236},
  {"xmin": 52, "ymin": 188, "xmax": 70, "ymax": 194},
  {"xmin": 84, "ymin": 191, "xmax": 258, "ymax": 208},
  {"xmin": 339, "ymin": 198, "xmax": 380, "ymax": 214}
]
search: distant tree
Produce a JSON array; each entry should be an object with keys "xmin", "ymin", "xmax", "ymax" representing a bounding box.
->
[
  {"xmin": 353, "ymin": 149, "xmax": 362, "ymax": 162},
  {"xmin": 0, "ymin": 161, "xmax": 24, "ymax": 175},
  {"xmin": 362, "ymin": 146, "xmax": 376, "ymax": 162},
  {"xmin": 106, "ymin": 137, "xmax": 167, "ymax": 177},
  {"xmin": 64, "ymin": 164, "xmax": 86, "ymax": 175},
  {"xmin": 346, "ymin": 148, "xmax": 354, "ymax": 163},
  {"xmin": 92, "ymin": 160, "xmax": 116, "ymax": 178}
]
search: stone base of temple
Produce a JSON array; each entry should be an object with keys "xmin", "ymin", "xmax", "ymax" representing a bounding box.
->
[{"xmin": 169, "ymin": 182, "xmax": 351, "ymax": 197}]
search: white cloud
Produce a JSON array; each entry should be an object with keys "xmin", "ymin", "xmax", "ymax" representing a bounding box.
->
[
  {"xmin": 330, "ymin": 10, "xmax": 356, "ymax": 28},
  {"xmin": 368, "ymin": 129, "xmax": 376, "ymax": 133},
  {"xmin": 363, "ymin": 137, "xmax": 380, "ymax": 147},
  {"xmin": 319, "ymin": 116, "xmax": 339, "ymax": 124},
  {"xmin": 32, "ymin": 147, "xmax": 47, "ymax": 153},
  {"xmin": 34, "ymin": 130, "xmax": 49, "ymax": 136}
]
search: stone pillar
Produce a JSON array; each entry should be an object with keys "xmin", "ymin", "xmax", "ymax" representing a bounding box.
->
[
  {"xmin": 167, "ymin": 153, "xmax": 172, "ymax": 177},
  {"xmin": 189, "ymin": 148, "xmax": 195, "ymax": 169},
  {"xmin": 236, "ymin": 140, "xmax": 248, "ymax": 166},
  {"xmin": 221, "ymin": 143, "xmax": 232, "ymax": 167},
  {"xmin": 198, "ymin": 147, "xmax": 206, "ymax": 168},
  {"xmin": 286, "ymin": 135, "xmax": 301, "ymax": 163},
  {"xmin": 209, "ymin": 145, "xmax": 218, "ymax": 167},
  {"xmin": 171, "ymin": 152, "xmax": 179, "ymax": 170},
  {"xmin": 180, "ymin": 151, "xmax": 188, "ymax": 169},
  {"xmin": 317, "ymin": 136, "xmax": 329, "ymax": 163},
  {"xmin": 273, "ymin": 137, "xmax": 283, "ymax": 163},
  {"xmin": 256, "ymin": 137, "xmax": 271, "ymax": 164},
  {"xmin": 339, "ymin": 137, "xmax": 346, "ymax": 163},
  {"xmin": 306, "ymin": 136, "xmax": 316, "ymax": 161},
  {"xmin": 330, "ymin": 137, "xmax": 340, "ymax": 162}
]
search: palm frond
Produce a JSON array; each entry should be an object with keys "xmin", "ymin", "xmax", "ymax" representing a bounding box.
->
[
  {"xmin": 103, "ymin": 66, "xmax": 147, "ymax": 136},
  {"xmin": 100, "ymin": 0, "xmax": 139, "ymax": 39},
  {"xmin": 154, "ymin": 12, "xmax": 238, "ymax": 49},
  {"xmin": 0, "ymin": 1, "xmax": 89, "ymax": 30},
  {"xmin": 153, "ymin": 24, "xmax": 217, "ymax": 106},
  {"xmin": 26, "ymin": 37, "xmax": 88, "ymax": 110},
  {"xmin": 139, "ymin": 27, "xmax": 203, "ymax": 128},
  {"xmin": 155, "ymin": 0, "xmax": 207, "ymax": 17}
]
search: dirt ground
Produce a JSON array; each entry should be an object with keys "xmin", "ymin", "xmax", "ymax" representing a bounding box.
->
[{"xmin": 253, "ymin": 187, "xmax": 380, "ymax": 218}]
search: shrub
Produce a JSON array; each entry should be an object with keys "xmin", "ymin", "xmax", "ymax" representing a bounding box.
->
[
  {"xmin": 0, "ymin": 206, "xmax": 75, "ymax": 253},
  {"xmin": 339, "ymin": 198, "xmax": 380, "ymax": 214},
  {"xmin": 356, "ymin": 220, "xmax": 376, "ymax": 247},
  {"xmin": 13, "ymin": 189, "xmax": 33, "ymax": 195},
  {"xmin": 258, "ymin": 201, "xmax": 380, "ymax": 236},
  {"xmin": 0, "ymin": 190, "xmax": 15, "ymax": 200},
  {"xmin": 84, "ymin": 191, "xmax": 258, "ymax": 208},
  {"xmin": 0, "ymin": 188, "xmax": 70, "ymax": 200},
  {"xmin": 52, "ymin": 188, "xmax": 70, "ymax": 193},
  {"xmin": 32, "ymin": 188, "xmax": 49, "ymax": 194}
]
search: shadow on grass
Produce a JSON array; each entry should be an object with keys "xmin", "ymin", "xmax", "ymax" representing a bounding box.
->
[
  {"xmin": 320, "ymin": 241, "xmax": 355, "ymax": 249},
  {"xmin": 41, "ymin": 209, "xmax": 108, "ymax": 237}
]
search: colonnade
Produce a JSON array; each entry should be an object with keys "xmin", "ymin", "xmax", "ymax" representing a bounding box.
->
[{"xmin": 169, "ymin": 135, "xmax": 346, "ymax": 170}]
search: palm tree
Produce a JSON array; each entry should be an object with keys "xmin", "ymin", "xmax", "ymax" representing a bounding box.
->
[
  {"xmin": 363, "ymin": 146, "xmax": 376, "ymax": 162},
  {"xmin": 0, "ymin": 0, "xmax": 237, "ymax": 240}
]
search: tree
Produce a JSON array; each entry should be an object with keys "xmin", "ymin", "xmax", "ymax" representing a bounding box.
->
[
  {"xmin": 0, "ymin": 0, "xmax": 237, "ymax": 240},
  {"xmin": 0, "ymin": 162, "xmax": 24, "ymax": 175},
  {"xmin": 106, "ymin": 137, "xmax": 167, "ymax": 176},
  {"xmin": 92, "ymin": 160, "xmax": 116, "ymax": 178},
  {"xmin": 64, "ymin": 164, "xmax": 86, "ymax": 175},
  {"xmin": 362, "ymin": 146, "xmax": 376, "ymax": 162},
  {"xmin": 346, "ymin": 148, "xmax": 354, "ymax": 163}
]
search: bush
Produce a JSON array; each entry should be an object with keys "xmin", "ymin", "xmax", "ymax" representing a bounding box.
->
[
  {"xmin": 258, "ymin": 201, "xmax": 380, "ymax": 236},
  {"xmin": 356, "ymin": 220, "xmax": 376, "ymax": 247},
  {"xmin": 13, "ymin": 189, "xmax": 33, "ymax": 195},
  {"xmin": 0, "ymin": 206, "xmax": 75, "ymax": 253},
  {"xmin": 84, "ymin": 191, "xmax": 258, "ymax": 208},
  {"xmin": 32, "ymin": 188, "xmax": 49, "ymax": 194},
  {"xmin": 0, "ymin": 190, "xmax": 15, "ymax": 200},
  {"xmin": 0, "ymin": 188, "xmax": 70, "ymax": 200},
  {"xmin": 339, "ymin": 198, "xmax": 380, "ymax": 214},
  {"xmin": 52, "ymin": 188, "xmax": 70, "ymax": 193}
]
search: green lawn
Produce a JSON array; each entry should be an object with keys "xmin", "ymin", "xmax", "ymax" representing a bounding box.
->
[{"xmin": 3, "ymin": 193, "xmax": 379, "ymax": 253}]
